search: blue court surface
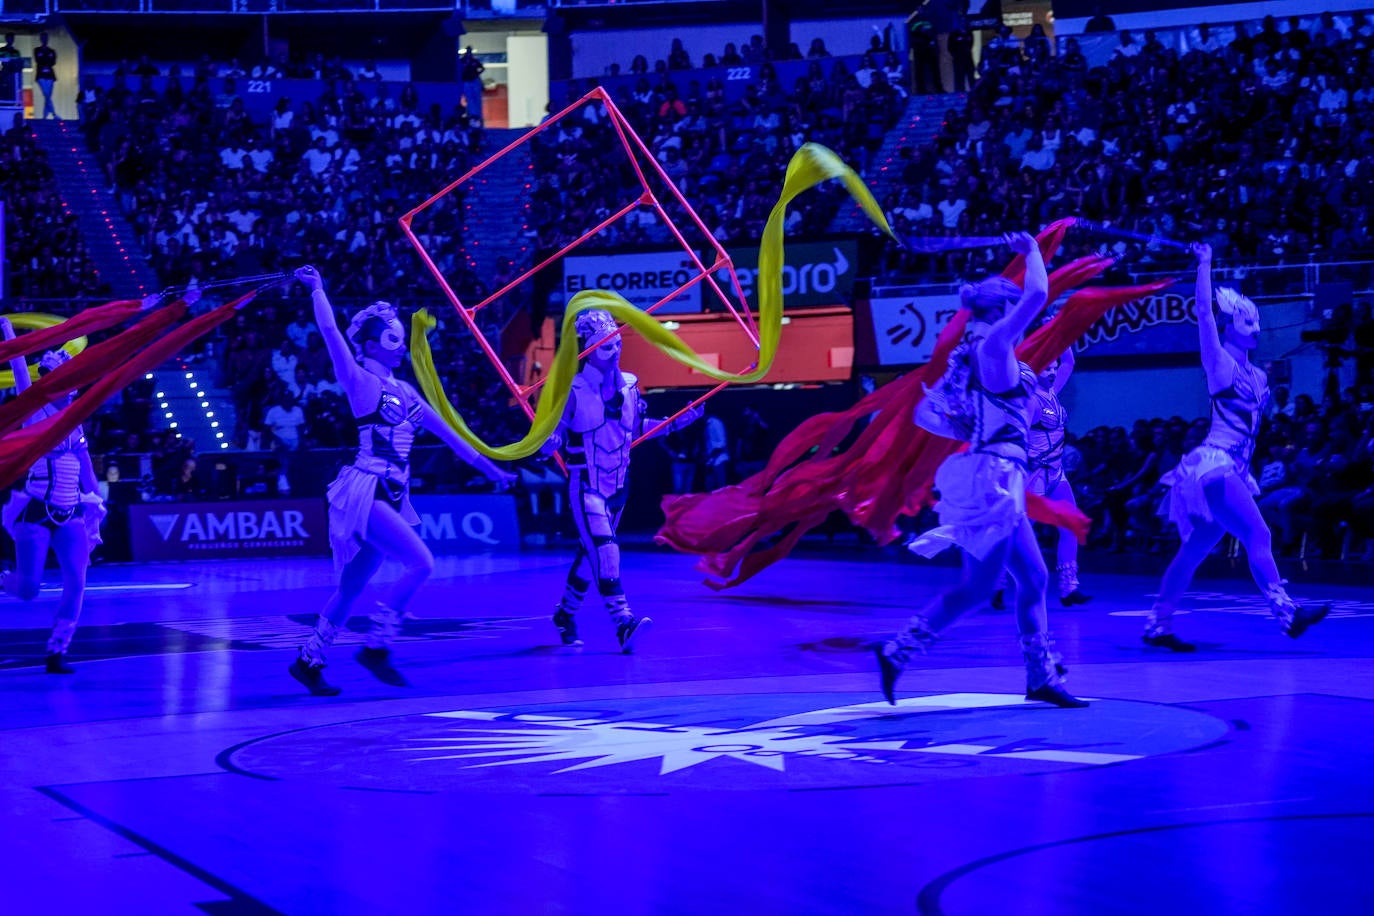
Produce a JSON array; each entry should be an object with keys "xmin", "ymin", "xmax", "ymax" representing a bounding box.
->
[{"xmin": 3, "ymin": 548, "xmax": 1372, "ymax": 915}]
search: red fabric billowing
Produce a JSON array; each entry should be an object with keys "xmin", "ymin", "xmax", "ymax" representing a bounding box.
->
[
  {"xmin": 0, "ymin": 301, "xmax": 187, "ymax": 437},
  {"xmin": 656, "ymin": 224, "xmax": 1175, "ymax": 589},
  {"xmin": 0, "ymin": 299, "xmax": 146, "ymax": 363},
  {"xmin": 0, "ymin": 292, "xmax": 257, "ymax": 490}
]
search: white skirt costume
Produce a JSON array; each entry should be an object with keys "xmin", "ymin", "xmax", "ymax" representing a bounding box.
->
[
  {"xmin": 328, "ymin": 375, "xmax": 424, "ymax": 570},
  {"xmin": 1158, "ymin": 356, "xmax": 1267, "ymax": 542},
  {"xmin": 2, "ymin": 425, "xmax": 105, "ymax": 550},
  {"xmin": 911, "ymin": 350, "xmax": 1037, "ymax": 561},
  {"xmin": 910, "ymin": 452, "xmax": 1027, "ymax": 561}
]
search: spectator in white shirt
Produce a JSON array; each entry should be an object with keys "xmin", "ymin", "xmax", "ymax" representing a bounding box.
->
[
  {"xmin": 936, "ymin": 189, "xmax": 968, "ymax": 229},
  {"xmin": 246, "ymin": 138, "xmax": 274, "ymax": 173},
  {"xmin": 302, "ymin": 138, "xmax": 333, "ymax": 176},
  {"xmin": 220, "ymin": 142, "xmax": 248, "ymax": 171},
  {"xmin": 264, "ymin": 394, "xmax": 306, "ymax": 451}
]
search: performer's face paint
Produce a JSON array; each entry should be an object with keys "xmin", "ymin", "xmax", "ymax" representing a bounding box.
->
[
  {"xmin": 589, "ymin": 333, "xmax": 622, "ymax": 367},
  {"xmin": 1217, "ymin": 288, "xmax": 1261, "ymax": 350},
  {"xmin": 360, "ymin": 316, "xmax": 407, "ymax": 368}
]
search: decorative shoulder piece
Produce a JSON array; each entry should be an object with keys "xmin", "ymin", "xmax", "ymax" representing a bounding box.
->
[{"xmin": 914, "ymin": 343, "xmax": 976, "ymax": 441}]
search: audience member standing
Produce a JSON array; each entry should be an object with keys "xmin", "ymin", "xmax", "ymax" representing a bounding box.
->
[{"xmin": 34, "ymin": 32, "xmax": 57, "ymax": 119}]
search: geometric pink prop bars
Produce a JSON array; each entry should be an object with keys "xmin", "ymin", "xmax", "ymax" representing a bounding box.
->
[{"xmin": 398, "ymin": 87, "xmax": 761, "ymax": 442}]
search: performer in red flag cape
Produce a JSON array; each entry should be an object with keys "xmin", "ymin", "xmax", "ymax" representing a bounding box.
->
[
  {"xmin": 1144, "ymin": 243, "xmax": 1329, "ymax": 651},
  {"xmin": 0, "ymin": 318, "xmax": 105, "ymax": 674},
  {"xmin": 289, "ymin": 266, "xmax": 516, "ymax": 697},
  {"xmin": 877, "ymin": 232, "xmax": 1088, "ymax": 708}
]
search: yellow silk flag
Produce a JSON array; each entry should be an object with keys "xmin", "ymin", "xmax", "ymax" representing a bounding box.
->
[{"xmin": 410, "ymin": 142, "xmax": 894, "ymax": 461}]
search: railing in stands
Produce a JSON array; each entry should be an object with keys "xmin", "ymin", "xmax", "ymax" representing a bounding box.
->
[
  {"xmin": 49, "ymin": 0, "xmax": 544, "ymax": 14},
  {"xmin": 868, "ymin": 258, "xmax": 1374, "ymax": 302}
]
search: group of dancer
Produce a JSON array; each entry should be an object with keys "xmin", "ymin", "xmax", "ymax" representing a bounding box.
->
[
  {"xmin": 3, "ymin": 238, "xmax": 1329, "ymax": 704},
  {"xmin": 287, "ymin": 267, "xmax": 700, "ymax": 695},
  {"xmin": 878, "ymin": 237, "xmax": 1328, "ymax": 708}
]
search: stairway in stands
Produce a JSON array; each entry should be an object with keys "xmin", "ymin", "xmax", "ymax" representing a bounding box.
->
[
  {"xmin": 27, "ymin": 119, "xmax": 161, "ymax": 299},
  {"xmin": 457, "ymin": 128, "xmax": 536, "ymax": 331},
  {"xmin": 151, "ymin": 363, "xmax": 234, "ymax": 456},
  {"xmin": 830, "ymin": 92, "xmax": 968, "ymax": 235}
]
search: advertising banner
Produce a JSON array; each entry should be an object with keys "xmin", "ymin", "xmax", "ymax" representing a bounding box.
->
[
  {"xmin": 867, "ymin": 293, "xmax": 963, "ymax": 366},
  {"xmin": 411, "ymin": 495, "xmax": 521, "ymax": 554},
  {"xmin": 130, "ymin": 499, "xmax": 329, "ymax": 561},
  {"xmin": 721, "ymin": 239, "xmax": 859, "ymax": 310},
  {"xmin": 866, "ymin": 284, "xmax": 1201, "ymax": 366},
  {"xmin": 1075, "ymin": 283, "xmax": 1200, "ymax": 358},
  {"xmin": 562, "ymin": 250, "xmax": 704, "ymax": 314}
]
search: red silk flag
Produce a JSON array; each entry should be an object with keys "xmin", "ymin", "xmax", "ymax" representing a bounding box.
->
[{"xmin": 0, "ymin": 291, "xmax": 258, "ymax": 490}]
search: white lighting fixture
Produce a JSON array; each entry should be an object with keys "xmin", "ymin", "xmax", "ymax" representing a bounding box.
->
[
  {"xmin": 210, "ymin": 422, "xmax": 219, "ymax": 428},
  {"xmin": 145, "ymin": 373, "xmax": 154, "ymax": 380},
  {"xmin": 215, "ymin": 432, "xmax": 224, "ymax": 439},
  {"xmin": 159, "ymin": 402, "xmax": 169, "ymax": 409},
  {"xmin": 184, "ymin": 372, "xmax": 193, "ymax": 379},
  {"xmin": 169, "ymin": 422, "xmax": 178, "ymax": 428},
  {"xmin": 205, "ymin": 411, "xmax": 214, "ymax": 418},
  {"xmin": 164, "ymin": 412, "xmax": 173, "ymax": 418}
]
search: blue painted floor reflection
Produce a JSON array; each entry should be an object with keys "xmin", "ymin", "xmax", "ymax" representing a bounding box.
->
[{"xmin": 2, "ymin": 549, "xmax": 1373, "ymax": 914}]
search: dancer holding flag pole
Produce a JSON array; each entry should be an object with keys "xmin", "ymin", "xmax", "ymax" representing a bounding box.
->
[
  {"xmin": 0, "ymin": 317, "xmax": 105, "ymax": 674},
  {"xmin": 876, "ymin": 232, "xmax": 1089, "ymax": 709},
  {"xmin": 1144, "ymin": 243, "xmax": 1329, "ymax": 651},
  {"xmin": 289, "ymin": 266, "xmax": 516, "ymax": 697}
]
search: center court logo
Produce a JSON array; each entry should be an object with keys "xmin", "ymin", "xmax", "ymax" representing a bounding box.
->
[{"xmin": 225, "ymin": 692, "xmax": 1228, "ymax": 792}]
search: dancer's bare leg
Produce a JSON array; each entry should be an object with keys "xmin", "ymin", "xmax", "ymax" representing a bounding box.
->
[
  {"xmin": 1207, "ymin": 474, "xmax": 1328, "ymax": 635},
  {"xmin": 48, "ymin": 521, "xmax": 90, "ymax": 666}
]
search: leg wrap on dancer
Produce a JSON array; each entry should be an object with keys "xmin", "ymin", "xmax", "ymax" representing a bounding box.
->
[
  {"xmin": 882, "ymin": 615, "xmax": 938, "ymax": 669},
  {"xmin": 300, "ymin": 617, "xmax": 339, "ymax": 667},
  {"xmin": 1057, "ymin": 562, "xmax": 1088, "ymax": 603},
  {"xmin": 366, "ymin": 602, "xmax": 402, "ymax": 650},
  {"xmin": 553, "ymin": 566, "xmax": 590, "ymax": 646},
  {"xmin": 1020, "ymin": 632, "xmax": 1063, "ymax": 692},
  {"xmin": 47, "ymin": 618, "xmax": 77, "ymax": 655}
]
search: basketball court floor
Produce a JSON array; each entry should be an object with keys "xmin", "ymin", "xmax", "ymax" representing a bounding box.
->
[{"xmin": 3, "ymin": 548, "xmax": 1372, "ymax": 914}]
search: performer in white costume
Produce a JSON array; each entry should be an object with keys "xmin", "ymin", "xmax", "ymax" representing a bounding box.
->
[
  {"xmin": 1, "ymin": 319, "xmax": 105, "ymax": 674},
  {"xmin": 1145, "ymin": 244, "xmax": 1328, "ymax": 651},
  {"xmin": 878, "ymin": 233, "xmax": 1087, "ymax": 708},
  {"xmin": 545, "ymin": 308, "xmax": 702, "ymax": 652},
  {"xmin": 289, "ymin": 266, "xmax": 515, "ymax": 696}
]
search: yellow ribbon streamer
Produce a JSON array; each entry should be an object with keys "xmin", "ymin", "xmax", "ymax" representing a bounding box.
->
[{"xmin": 410, "ymin": 142, "xmax": 894, "ymax": 461}]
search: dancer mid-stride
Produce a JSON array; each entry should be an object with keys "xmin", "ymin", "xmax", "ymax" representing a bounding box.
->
[
  {"xmin": 1144, "ymin": 244, "xmax": 1328, "ymax": 652},
  {"xmin": 545, "ymin": 308, "xmax": 702, "ymax": 653},
  {"xmin": 877, "ymin": 233, "xmax": 1088, "ymax": 709},
  {"xmin": 289, "ymin": 266, "xmax": 515, "ymax": 696},
  {"xmin": 1, "ymin": 319, "xmax": 105, "ymax": 674},
  {"xmin": 991, "ymin": 343, "xmax": 1091, "ymax": 610}
]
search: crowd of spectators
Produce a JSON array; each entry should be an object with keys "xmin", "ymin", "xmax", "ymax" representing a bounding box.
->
[
  {"xmin": 877, "ymin": 12, "xmax": 1374, "ymax": 285},
  {"xmin": 1, "ymin": 114, "xmax": 107, "ymax": 301},
  {"xmin": 532, "ymin": 38, "xmax": 907, "ymax": 263},
  {"xmin": 606, "ymin": 31, "xmax": 888, "ymax": 79},
  {"xmin": 63, "ymin": 54, "xmax": 531, "ymax": 463},
  {"xmin": 79, "ymin": 58, "xmax": 480, "ymax": 301}
]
